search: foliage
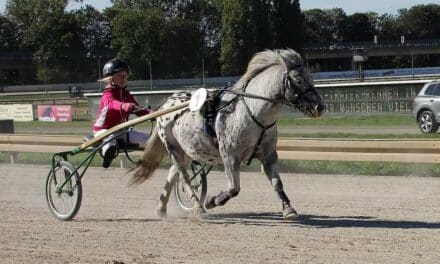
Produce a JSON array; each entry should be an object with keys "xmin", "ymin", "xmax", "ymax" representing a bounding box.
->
[
  {"xmin": 272, "ymin": 0, "xmax": 304, "ymax": 50},
  {"xmin": 109, "ymin": 7, "xmax": 167, "ymax": 79},
  {"xmin": 303, "ymin": 8, "xmax": 347, "ymax": 45},
  {"xmin": 73, "ymin": 5, "xmax": 112, "ymax": 57},
  {"xmin": 0, "ymin": 14, "xmax": 21, "ymax": 50},
  {"xmin": 342, "ymin": 13, "xmax": 376, "ymax": 42},
  {"xmin": 219, "ymin": 0, "xmax": 254, "ymax": 75},
  {"xmin": 0, "ymin": 1, "xmax": 439, "ymax": 84},
  {"xmin": 0, "ymin": 14, "xmax": 23, "ymax": 86},
  {"xmin": 397, "ymin": 4, "xmax": 440, "ymax": 39},
  {"xmin": 108, "ymin": 1, "xmax": 217, "ymax": 79},
  {"xmin": 5, "ymin": 0, "xmax": 90, "ymax": 83},
  {"xmin": 220, "ymin": 0, "xmax": 305, "ymax": 75}
]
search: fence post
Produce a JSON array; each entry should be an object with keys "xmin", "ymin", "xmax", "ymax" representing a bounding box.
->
[
  {"xmin": 10, "ymin": 152, "xmax": 18, "ymax": 164},
  {"xmin": 120, "ymin": 156, "xmax": 128, "ymax": 169}
]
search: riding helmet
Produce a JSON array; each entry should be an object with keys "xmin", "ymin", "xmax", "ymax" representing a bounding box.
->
[{"xmin": 102, "ymin": 58, "xmax": 129, "ymax": 77}]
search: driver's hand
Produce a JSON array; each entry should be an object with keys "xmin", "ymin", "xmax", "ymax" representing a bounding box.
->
[{"xmin": 121, "ymin": 103, "xmax": 136, "ymax": 113}]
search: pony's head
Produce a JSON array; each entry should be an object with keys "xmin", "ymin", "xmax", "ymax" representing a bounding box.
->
[{"xmin": 277, "ymin": 49, "xmax": 325, "ymax": 117}]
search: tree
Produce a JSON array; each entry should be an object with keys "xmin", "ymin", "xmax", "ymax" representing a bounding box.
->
[
  {"xmin": 251, "ymin": 0, "xmax": 272, "ymax": 51},
  {"xmin": 272, "ymin": 0, "xmax": 304, "ymax": 50},
  {"xmin": 5, "ymin": 0, "xmax": 91, "ymax": 83},
  {"xmin": 342, "ymin": 13, "xmax": 376, "ymax": 42},
  {"xmin": 73, "ymin": 5, "xmax": 113, "ymax": 80},
  {"xmin": 375, "ymin": 13, "xmax": 400, "ymax": 41},
  {"xmin": 108, "ymin": 1, "xmax": 215, "ymax": 79},
  {"xmin": 397, "ymin": 4, "xmax": 440, "ymax": 39},
  {"xmin": 73, "ymin": 5, "xmax": 111, "ymax": 56},
  {"xmin": 162, "ymin": 18, "xmax": 204, "ymax": 78},
  {"xmin": 156, "ymin": 0, "xmax": 223, "ymax": 76},
  {"xmin": 303, "ymin": 8, "xmax": 347, "ymax": 45},
  {"xmin": 110, "ymin": 8, "xmax": 164, "ymax": 79},
  {"xmin": 0, "ymin": 14, "xmax": 21, "ymax": 51},
  {"xmin": 0, "ymin": 14, "xmax": 32, "ymax": 85},
  {"xmin": 220, "ymin": 0, "xmax": 255, "ymax": 75}
]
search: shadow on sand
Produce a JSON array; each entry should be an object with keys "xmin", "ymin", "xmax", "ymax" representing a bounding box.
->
[
  {"xmin": 202, "ymin": 212, "xmax": 440, "ymax": 229},
  {"xmin": 74, "ymin": 218, "xmax": 161, "ymax": 223}
]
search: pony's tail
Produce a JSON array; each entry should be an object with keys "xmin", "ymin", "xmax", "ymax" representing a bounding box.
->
[{"xmin": 129, "ymin": 126, "xmax": 167, "ymax": 186}]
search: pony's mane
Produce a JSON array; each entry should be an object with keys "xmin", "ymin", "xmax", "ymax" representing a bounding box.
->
[{"xmin": 233, "ymin": 49, "xmax": 303, "ymax": 90}]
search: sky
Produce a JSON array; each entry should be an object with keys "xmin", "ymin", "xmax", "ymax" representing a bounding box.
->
[{"xmin": 0, "ymin": 0, "xmax": 437, "ymax": 15}]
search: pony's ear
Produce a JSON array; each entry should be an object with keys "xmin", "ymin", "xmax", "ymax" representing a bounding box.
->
[
  {"xmin": 277, "ymin": 49, "xmax": 294, "ymax": 69},
  {"xmin": 279, "ymin": 49, "xmax": 304, "ymax": 71}
]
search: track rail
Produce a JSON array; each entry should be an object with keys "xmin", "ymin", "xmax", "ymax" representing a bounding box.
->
[{"xmin": 1, "ymin": 135, "xmax": 440, "ymax": 164}]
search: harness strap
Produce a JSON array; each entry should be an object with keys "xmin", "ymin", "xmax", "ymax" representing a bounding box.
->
[
  {"xmin": 240, "ymin": 96, "xmax": 275, "ymax": 129},
  {"xmin": 226, "ymin": 89, "xmax": 279, "ymax": 103},
  {"xmin": 240, "ymin": 96, "xmax": 276, "ymax": 165},
  {"xmin": 219, "ymin": 58, "xmax": 305, "ymax": 165}
]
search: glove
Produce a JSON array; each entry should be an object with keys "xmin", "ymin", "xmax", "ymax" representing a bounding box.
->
[
  {"xmin": 121, "ymin": 103, "xmax": 136, "ymax": 113},
  {"xmin": 137, "ymin": 108, "xmax": 152, "ymax": 116}
]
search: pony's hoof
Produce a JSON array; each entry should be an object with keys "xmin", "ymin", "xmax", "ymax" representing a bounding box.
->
[
  {"xmin": 204, "ymin": 196, "xmax": 216, "ymax": 209},
  {"xmin": 156, "ymin": 207, "xmax": 167, "ymax": 219},
  {"xmin": 283, "ymin": 206, "xmax": 299, "ymax": 220}
]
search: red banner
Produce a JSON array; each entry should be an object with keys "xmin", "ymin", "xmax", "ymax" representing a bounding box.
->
[{"xmin": 37, "ymin": 105, "xmax": 72, "ymax": 122}]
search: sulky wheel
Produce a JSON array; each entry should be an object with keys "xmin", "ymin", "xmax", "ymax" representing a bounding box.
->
[
  {"xmin": 45, "ymin": 161, "xmax": 82, "ymax": 221},
  {"xmin": 174, "ymin": 161, "xmax": 210, "ymax": 212}
]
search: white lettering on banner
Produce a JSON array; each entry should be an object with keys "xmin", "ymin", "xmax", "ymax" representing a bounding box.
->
[
  {"xmin": 0, "ymin": 106, "xmax": 8, "ymax": 117},
  {"xmin": 0, "ymin": 104, "xmax": 34, "ymax": 121},
  {"xmin": 37, "ymin": 105, "xmax": 72, "ymax": 122}
]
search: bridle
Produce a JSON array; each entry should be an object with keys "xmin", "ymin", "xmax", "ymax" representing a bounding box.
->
[
  {"xmin": 280, "ymin": 64, "xmax": 307, "ymax": 106},
  {"xmin": 217, "ymin": 60, "xmax": 310, "ymax": 165},
  {"xmin": 221, "ymin": 63, "xmax": 309, "ymax": 108}
]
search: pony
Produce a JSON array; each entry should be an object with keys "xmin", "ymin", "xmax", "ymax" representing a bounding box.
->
[{"xmin": 130, "ymin": 49, "xmax": 325, "ymax": 220}]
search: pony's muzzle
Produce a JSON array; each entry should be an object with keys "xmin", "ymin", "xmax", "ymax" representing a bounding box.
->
[{"xmin": 313, "ymin": 104, "xmax": 326, "ymax": 117}]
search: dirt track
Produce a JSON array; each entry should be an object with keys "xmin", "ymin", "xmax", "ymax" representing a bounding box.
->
[
  {"xmin": 14, "ymin": 125, "xmax": 421, "ymax": 136},
  {"xmin": 1, "ymin": 164, "xmax": 440, "ymax": 263}
]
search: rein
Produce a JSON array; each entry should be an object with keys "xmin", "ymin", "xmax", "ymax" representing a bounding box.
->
[
  {"xmin": 211, "ymin": 56, "xmax": 307, "ymax": 165},
  {"xmin": 221, "ymin": 62, "xmax": 304, "ymax": 165}
]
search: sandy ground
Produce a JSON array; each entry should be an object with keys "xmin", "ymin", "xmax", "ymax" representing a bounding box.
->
[
  {"xmin": 14, "ymin": 125, "xmax": 422, "ymax": 136},
  {"xmin": 1, "ymin": 164, "xmax": 440, "ymax": 264}
]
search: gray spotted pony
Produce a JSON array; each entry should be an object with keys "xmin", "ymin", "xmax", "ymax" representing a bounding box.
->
[{"xmin": 130, "ymin": 49, "xmax": 325, "ymax": 220}]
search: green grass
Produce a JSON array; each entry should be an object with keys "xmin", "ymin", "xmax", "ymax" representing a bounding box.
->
[
  {"xmin": 278, "ymin": 114, "xmax": 414, "ymax": 126},
  {"xmin": 0, "ymin": 92, "xmax": 72, "ymax": 100},
  {"xmin": 278, "ymin": 132, "xmax": 440, "ymax": 139},
  {"xmin": 14, "ymin": 120, "xmax": 91, "ymax": 129},
  {"xmin": 15, "ymin": 115, "xmax": 415, "ymax": 129},
  {"xmin": 4, "ymin": 114, "xmax": 440, "ymax": 177},
  {"xmin": 276, "ymin": 160, "xmax": 440, "ymax": 177},
  {"xmin": 14, "ymin": 115, "xmax": 426, "ymax": 138},
  {"xmin": 4, "ymin": 152, "xmax": 439, "ymax": 177}
]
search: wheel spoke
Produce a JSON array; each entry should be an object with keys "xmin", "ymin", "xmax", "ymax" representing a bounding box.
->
[
  {"xmin": 174, "ymin": 163, "xmax": 208, "ymax": 212},
  {"xmin": 46, "ymin": 161, "xmax": 82, "ymax": 220}
]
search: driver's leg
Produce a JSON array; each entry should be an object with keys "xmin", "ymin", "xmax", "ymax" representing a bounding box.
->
[{"xmin": 94, "ymin": 129, "xmax": 117, "ymax": 168}]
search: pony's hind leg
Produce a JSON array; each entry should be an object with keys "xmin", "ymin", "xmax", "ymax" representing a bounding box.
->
[
  {"xmin": 156, "ymin": 165, "xmax": 179, "ymax": 219},
  {"xmin": 259, "ymin": 151, "xmax": 299, "ymax": 220},
  {"xmin": 171, "ymin": 156, "xmax": 206, "ymax": 215},
  {"xmin": 178, "ymin": 168, "xmax": 206, "ymax": 215}
]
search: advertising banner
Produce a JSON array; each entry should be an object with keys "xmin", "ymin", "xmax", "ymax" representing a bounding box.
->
[
  {"xmin": 0, "ymin": 104, "xmax": 34, "ymax": 121},
  {"xmin": 37, "ymin": 105, "xmax": 72, "ymax": 122}
]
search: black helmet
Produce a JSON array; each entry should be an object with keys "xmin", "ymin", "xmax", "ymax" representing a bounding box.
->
[{"xmin": 102, "ymin": 58, "xmax": 129, "ymax": 77}]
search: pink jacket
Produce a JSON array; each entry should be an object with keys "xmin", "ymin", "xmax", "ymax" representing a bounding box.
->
[{"xmin": 92, "ymin": 84, "xmax": 150, "ymax": 131}]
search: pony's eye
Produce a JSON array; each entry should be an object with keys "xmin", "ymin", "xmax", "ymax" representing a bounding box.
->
[{"xmin": 295, "ymin": 79, "xmax": 303, "ymax": 85}]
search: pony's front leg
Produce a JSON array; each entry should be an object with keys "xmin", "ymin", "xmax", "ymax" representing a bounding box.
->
[
  {"xmin": 259, "ymin": 151, "xmax": 299, "ymax": 220},
  {"xmin": 205, "ymin": 159, "xmax": 240, "ymax": 209},
  {"xmin": 156, "ymin": 165, "xmax": 179, "ymax": 219}
]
